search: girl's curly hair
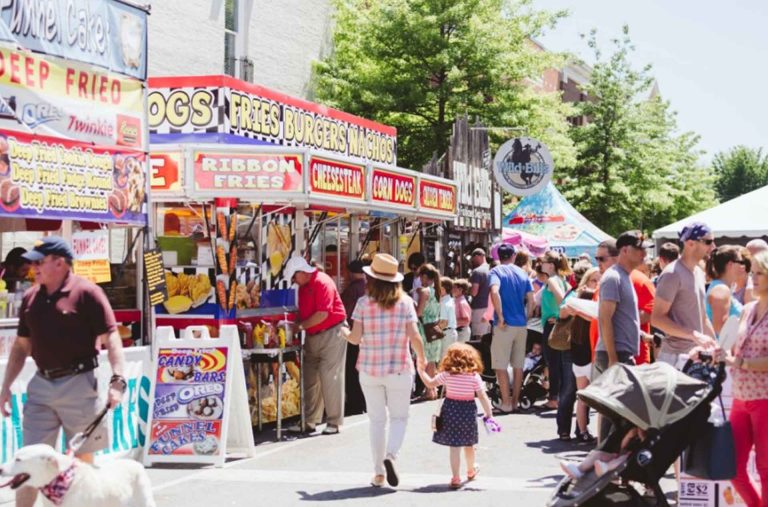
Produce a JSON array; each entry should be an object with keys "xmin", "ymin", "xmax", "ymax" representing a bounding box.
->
[{"xmin": 439, "ymin": 342, "xmax": 484, "ymax": 374}]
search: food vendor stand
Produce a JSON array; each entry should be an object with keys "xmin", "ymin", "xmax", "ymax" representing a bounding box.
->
[
  {"xmin": 148, "ymin": 75, "xmax": 457, "ymax": 432},
  {"xmin": 0, "ymin": 0, "xmax": 150, "ymax": 460}
]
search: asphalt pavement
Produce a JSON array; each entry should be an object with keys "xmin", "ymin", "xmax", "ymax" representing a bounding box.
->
[
  {"xmin": 0, "ymin": 399, "xmax": 676, "ymax": 506},
  {"xmin": 145, "ymin": 400, "xmax": 677, "ymax": 507}
]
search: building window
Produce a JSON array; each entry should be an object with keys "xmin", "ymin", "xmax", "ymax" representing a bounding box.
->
[{"xmin": 224, "ymin": 0, "xmax": 239, "ymax": 76}]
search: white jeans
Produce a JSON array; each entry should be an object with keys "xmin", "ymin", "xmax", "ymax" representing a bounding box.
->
[{"xmin": 359, "ymin": 371, "xmax": 414, "ymax": 475}]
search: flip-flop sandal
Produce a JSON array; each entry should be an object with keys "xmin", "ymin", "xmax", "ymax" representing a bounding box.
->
[
  {"xmin": 467, "ymin": 465, "xmax": 480, "ymax": 481},
  {"xmin": 449, "ymin": 477, "xmax": 462, "ymax": 490}
]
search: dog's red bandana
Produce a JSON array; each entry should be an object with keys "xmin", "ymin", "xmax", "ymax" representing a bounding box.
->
[{"xmin": 39, "ymin": 462, "xmax": 76, "ymax": 506}]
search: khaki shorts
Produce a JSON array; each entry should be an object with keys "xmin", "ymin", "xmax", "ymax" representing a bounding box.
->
[
  {"xmin": 23, "ymin": 371, "xmax": 108, "ymax": 454},
  {"xmin": 471, "ymin": 308, "xmax": 491, "ymax": 337},
  {"xmin": 490, "ymin": 326, "xmax": 527, "ymax": 370}
]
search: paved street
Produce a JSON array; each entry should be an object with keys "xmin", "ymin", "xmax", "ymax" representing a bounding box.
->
[{"xmin": 147, "ymin": 400, "xmax": 676, "ymax": 507}]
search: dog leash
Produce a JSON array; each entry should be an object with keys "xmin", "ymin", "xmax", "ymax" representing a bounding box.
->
[{"xmin": 67, "ymin": 405, "xmax": 110, "ymax": 455}]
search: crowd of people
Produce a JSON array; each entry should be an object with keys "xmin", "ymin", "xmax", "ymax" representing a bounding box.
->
[{"xmin": 285, "ymin": 221, "xmax": 767, "ymax": 503}]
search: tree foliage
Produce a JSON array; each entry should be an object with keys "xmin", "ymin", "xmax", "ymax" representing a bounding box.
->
[
  {"xmin": 712, "ymin": 146, "xmax": 768, "ymax": 203},
  {"xmin": 559, "ymin": 27, "xmax": 717, "ymax": 236},
  {"xmin": 313, "ymin": 0, "xmax": 576, "ymax": 170}
]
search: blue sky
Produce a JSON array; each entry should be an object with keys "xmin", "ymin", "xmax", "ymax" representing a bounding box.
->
[{"xmin": 534, "ymin": 0, "xmax": 767, "ymax": 161}]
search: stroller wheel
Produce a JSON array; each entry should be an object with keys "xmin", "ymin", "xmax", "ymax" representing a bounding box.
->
[{"xmin": 519, "ymin": 397, "xmax": 532, "ymax": 410}]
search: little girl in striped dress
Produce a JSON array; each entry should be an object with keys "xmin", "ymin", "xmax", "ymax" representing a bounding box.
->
[{"xmin": 418, "ymin": 342, "xmax": 496, "ymax": 489}]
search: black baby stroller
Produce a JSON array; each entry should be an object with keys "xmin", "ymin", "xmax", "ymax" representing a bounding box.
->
[
  {"xmin": 518, "ymin": 354, "xmax": 548, "ymax": 410},
  {"xmin": 547, "ymin": 360, "xmax": 726, "ymax": 507},
  {"xmin": 468, "ymin": 340, "xmax": 549, "ymax": 410}
]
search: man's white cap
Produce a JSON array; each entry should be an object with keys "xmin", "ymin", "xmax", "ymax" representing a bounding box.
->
[{"xmin": 284, "ymin": 255, "xmax": 316, "ymax": 282}]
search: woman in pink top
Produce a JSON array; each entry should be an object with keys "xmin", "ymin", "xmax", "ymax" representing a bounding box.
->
[
  {"xmin": 346, "ymin": 253, "xmax": 426, "ymax": 489},
  {"xmin": 726, "ymin": 250, "xmax": 768, "ymax": 506}
]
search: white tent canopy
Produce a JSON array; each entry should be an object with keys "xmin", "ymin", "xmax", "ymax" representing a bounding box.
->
[{"xmin": 653, "ymin": 185, "xmax": 768, "ymax": 240}]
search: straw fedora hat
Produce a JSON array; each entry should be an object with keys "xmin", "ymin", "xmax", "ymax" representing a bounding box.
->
[{"xmin": 363, "ymin": 253, "xmax": 404, "ymax": 283}]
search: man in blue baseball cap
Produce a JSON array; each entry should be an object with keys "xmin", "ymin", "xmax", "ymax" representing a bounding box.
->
[
  {"xmin": 489, "ymin": 243, "xmax": 534, "ymax": 412},
  {"xmin": 0, "ymin": 236, "xmax": 126, "ymax": 507},
  {"xmin": 652, "ymin": 222, "xmax": 718, "ymax": 370}
]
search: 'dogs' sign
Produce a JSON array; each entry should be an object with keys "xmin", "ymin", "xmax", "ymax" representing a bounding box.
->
[{"xmin": 493, "ymin": 137, "xmax": 554, "ymax": 196}]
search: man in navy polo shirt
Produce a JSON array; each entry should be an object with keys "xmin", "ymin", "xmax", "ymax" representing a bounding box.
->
[{"xmin": 489, "ymin": 244, "xmax": 534, "ymax": 413}]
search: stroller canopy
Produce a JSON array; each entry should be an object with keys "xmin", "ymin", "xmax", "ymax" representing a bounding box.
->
[{"xmin": 578, "ymin": 362, "xmax": 710, "ymax": 431}]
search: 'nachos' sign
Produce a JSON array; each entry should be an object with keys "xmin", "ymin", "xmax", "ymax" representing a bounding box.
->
[{"xmin": 493, "ymin": 137, "xmax": 553, "ymax": 196}]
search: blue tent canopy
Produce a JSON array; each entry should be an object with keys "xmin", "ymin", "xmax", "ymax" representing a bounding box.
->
[{"xmin": 502, "ymin": 183, "xmax": 612, "ymax": 259}]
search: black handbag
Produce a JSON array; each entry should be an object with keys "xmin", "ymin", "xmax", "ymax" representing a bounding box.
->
[{"xmin": 683, "ymin": 396, "xmax": 736, "ymax": 480}]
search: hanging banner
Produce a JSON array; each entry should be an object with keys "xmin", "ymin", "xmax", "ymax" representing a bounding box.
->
[
  {"xmin": 370, "ymin": 167, "xmax": 416, "ymax": 210},
  {"xmin": 0, "ymin": 130, "xmax": 147, "ymax": 225},
  {"xmin": 418, "ymin": 177, "xmax": 456, "ymax": 216},
  {"xmin": 191, "ymin": 150, "xmax": 304, "ymax": 197},
  {"xmin": 0, "ymin": 0, "xmax": 147, "ymax": 80},
  {"xmin": 148, "ymin": 76, "xmax": 397, "ymax": 165},
  {"xmin": 0, "ymin": 45, "xmax": 144, "ymax": 148},
  {"xmin": 308, "ymin": 156, "xmax": 365, "ymax": 201},
  {"xmin": 493, "ymin": 137, "xmax": 554, "ymax": 197}
]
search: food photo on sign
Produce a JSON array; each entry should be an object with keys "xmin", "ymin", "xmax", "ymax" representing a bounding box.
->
[{"xmin": 0, "ymin": 130, "xmax": 146, "ymax": 224}]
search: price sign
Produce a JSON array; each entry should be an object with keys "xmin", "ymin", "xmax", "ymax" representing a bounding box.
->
[{"xmin": 144, "ymin": 249, "xmax": 168, "ymax": 306}]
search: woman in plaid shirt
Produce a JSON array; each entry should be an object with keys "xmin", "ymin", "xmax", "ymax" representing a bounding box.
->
[{"xmin": 346, "ymin": 253, "xmax": 427, "ymax": 488}]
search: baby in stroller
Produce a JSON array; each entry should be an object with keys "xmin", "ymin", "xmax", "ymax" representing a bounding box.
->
[
  {"xmin": 548, "ymin": 358, "xmax": 725, "ymax": 507},
  {"xmin": 519, "ymin": 342, "xmax": 548, "ymax": 410},
  {"xmin": 560, "ymin": 426, "xmax": 646, "ymax": 479}
]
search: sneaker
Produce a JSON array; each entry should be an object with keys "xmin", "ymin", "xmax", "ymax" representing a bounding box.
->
[
  {"xmin": 560, "ymin": 461, "xmax": 583, "ymax": 479},
  {"xmin": 286, "ymin": 423, "xmax": 315, "ymax": 433},
  {"xmin": 383, "ymin": 456, "xmax": 399, "ymax": 487},
  {"xmin": 370, "ymin": 475, "xmax": 386, "ymax": 487},
  {"xmin": 578, "ymin": 431, "xmax": 596, "ymax": 444},
  {"xmin": 322, "ymin": 425, "xmax": 340, "ymax": 435}
]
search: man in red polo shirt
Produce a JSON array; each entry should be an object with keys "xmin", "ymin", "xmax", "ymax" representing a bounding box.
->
[{"xmin": 285, "ymin": 255, "xmax": 348, "ymax": 435}]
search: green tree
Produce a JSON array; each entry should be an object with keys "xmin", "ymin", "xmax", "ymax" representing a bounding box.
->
[
  {"xmin": 313, "ymin": 0, "xmax": 576, "ymax": 170},
  {"xmin": 712, "ymin": 146, "xmax": 768, "ymax": 202},
  {"xmin": 560, "ymin": 27, "xmax": 716, "ymax": 236}
]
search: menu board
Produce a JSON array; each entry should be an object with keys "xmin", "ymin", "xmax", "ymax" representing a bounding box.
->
[
  {"xmin": 143, "ymin": 249, "xmax": 167, "ymax": 306},
  {"xmin": 147, "ymin": 346, "xmax": 227, "ymax": 457},
  {"xmin": 143, "ymin": 326, "xmax": 254, "ymax": 467}
]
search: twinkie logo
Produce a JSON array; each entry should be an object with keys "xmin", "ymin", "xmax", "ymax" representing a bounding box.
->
[
  {"xmin": 67, "ymin": 115, "xmax": 114, "ymax": 138},
  {"xmin": 21, "ymin": 103, "xmax": 63, "ymax": 129}
]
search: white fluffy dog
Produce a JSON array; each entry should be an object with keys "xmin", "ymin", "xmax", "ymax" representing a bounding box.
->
[{"xmin": 0, "ymin": 444, "xmax": 155, "ymax": 507}]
